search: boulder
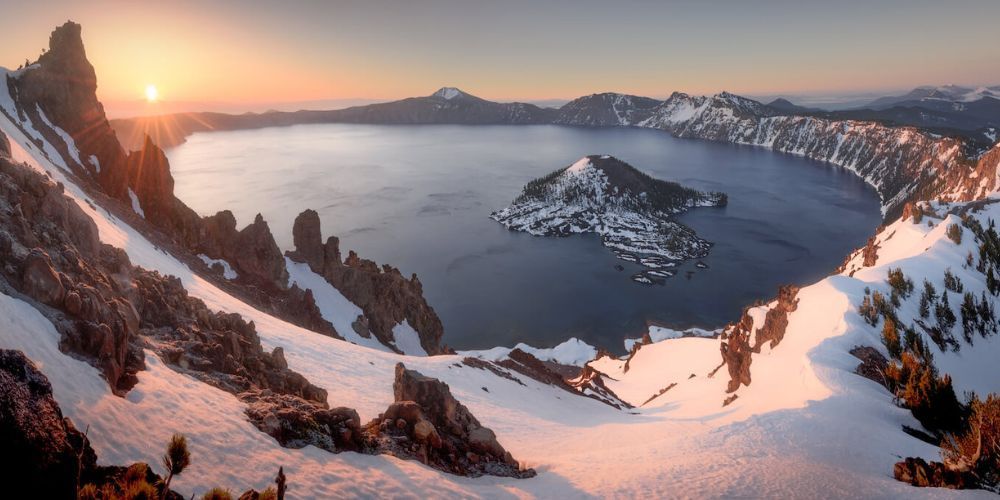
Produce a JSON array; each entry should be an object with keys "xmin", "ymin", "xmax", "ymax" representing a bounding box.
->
[
  {"xmin": 0, "ymin": 350, "xmax": 91, "ymax": 498},
  {"xmin": 290, "ymin": 209, "xmax": 325, "ymax": 273},
  {"xmin": 21, "ymin": 249, "xmax": 65, "ymax": 306},
  {"xmin": 386, "ymin": 363, "xmax": 532, "ymax": 477}
]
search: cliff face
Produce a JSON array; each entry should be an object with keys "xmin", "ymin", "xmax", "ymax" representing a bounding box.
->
[
  {"xmin": 637, "ymin": 92, "xmax": 980, "ymax": 216},
  {"xmin": 286, "ymin": 210, "xmax": 446, "ymax": 355},
  {"xmin": 13, "ymin": 21, "xmax": 130, "ymax": 200}
]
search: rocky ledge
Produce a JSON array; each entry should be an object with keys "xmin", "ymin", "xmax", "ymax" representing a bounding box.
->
[
  {"xmin": 286, "ymin": 209, "xmax": 447, "ymax": 355},
  {"xmin": 491, "ymin": 155, "xmax": 726, "ymax": 281}
]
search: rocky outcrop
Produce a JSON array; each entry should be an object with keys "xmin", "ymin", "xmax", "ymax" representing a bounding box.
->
[
  {"xmin": 719, "ymin": 316, "xmax": 753, "ymax": 393},
  {"xmin": 0, "ymin": 156, "xmax": 139, "ymax": 392},
  {"xmin": 244, "ymin": 391, "xmax": 361, "ymax": 452},
  {"xmin": 850, "ymin": 345, "xmax": 889, "ymax": 388},
  {"xmin": 245, "ymin": 362, "xmax": 533, "ymax": 478},
  {"xmin": 12, "ymin": 22, "xmax": 130, "ymax": 199},
  {"xmin": 893, "ymin": 457, "xmax": 967, "ymax": 489},
  {"xmin": 370, "ymin": 363, "xmax": 533, "ymax": 477},
  {"xmin": 125, "ymin": 136, "xmax": 175, "ymax": 226},
  {"xmin": 0, "ymin": 349, "xmax": 93, "ymax": 498},
  {"xmin": 0, "ymin": 154, "xmax": 327, "ymax": 409},
  {"xmin": 286, "ymin": 210, "xmax": 445, "ymax": 354},
  {"xmin": 0, "ymin": 131, "xmax": 9, "ymax": 158},
  {"xmin": 232, "ymin": 214, "xmax": 289, "ymax": 289},
  {"xmin": 750, "ymin": 285, "xmax": 799, "ymax": 352},
  {"xmin": 719, "ymin": 285, "xmax": 800, "ymax": 393},
  {"xmin": 131, "ymin": 268, "xmax": 326, "ymax": 402}
]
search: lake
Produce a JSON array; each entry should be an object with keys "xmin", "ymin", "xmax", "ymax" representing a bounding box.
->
[{"xmin": 166, "ymin": 124, "xmax": 881, "ymax": 352}]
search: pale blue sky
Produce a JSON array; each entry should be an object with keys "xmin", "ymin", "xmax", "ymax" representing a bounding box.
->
[{"xmin": 2, "ymin": 0, "xmax": 998, "ymax": 105}]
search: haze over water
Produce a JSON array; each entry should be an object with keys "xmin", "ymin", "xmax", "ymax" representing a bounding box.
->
[{"xmin": 167, "ymin": 123, "xmax": 881, "ymax": 352}]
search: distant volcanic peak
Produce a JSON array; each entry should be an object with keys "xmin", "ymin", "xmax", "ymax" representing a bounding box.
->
[{"xmin": 431, "ymin": 87, "xmax": 473, "ymax": 100}]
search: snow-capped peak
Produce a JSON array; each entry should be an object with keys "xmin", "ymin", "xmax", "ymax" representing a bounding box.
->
[{"xmin": 432, "ymin": 87, "xmax": 466, "ymax": 100}]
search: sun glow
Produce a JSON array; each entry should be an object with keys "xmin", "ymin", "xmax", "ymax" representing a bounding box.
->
[{"xmin": 145, "ymin": 84, "xmax": 159, "ymax": 102}]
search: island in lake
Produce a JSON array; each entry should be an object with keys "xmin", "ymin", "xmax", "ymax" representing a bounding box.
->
[{"xmin": 491, "ymin": 155, "xmax": 727, "ymax": 284}]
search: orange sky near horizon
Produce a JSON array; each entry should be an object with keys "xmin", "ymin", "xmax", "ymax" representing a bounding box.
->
[{"xmin": 2, "ymin": 0, "xmax": 999, "ymax": 116}]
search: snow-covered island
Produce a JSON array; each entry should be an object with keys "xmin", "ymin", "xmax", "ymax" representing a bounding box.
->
[{"xmin": 491, "ymin": 155, "xmax": 726, "ymax": 283}]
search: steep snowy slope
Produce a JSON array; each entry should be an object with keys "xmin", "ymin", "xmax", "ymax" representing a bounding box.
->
[{"xmin": 3, "ymin": 66, "xmax": 997, "ymax": 497}]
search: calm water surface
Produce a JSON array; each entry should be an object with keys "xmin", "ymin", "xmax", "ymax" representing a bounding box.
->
[{"xmin": 167, "ymin": 124, "xmax": 881, "ymax": 352}]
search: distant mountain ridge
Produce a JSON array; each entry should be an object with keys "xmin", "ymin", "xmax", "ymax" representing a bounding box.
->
[{"xmin": 111, "ymin": 86, "xmax": 1000, "ymax": 218}]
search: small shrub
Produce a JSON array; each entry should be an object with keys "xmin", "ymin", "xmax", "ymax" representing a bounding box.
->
[
  {"xmin": 882, "ymin": 317, "xmax": 902, "ymax": 359},
  {"xmin": 942, "ymin": 394, "xmax": 1000, "ymax": 488},
  {"xmin": 944, "ymin": 268, "xmax": 964, "ymax": 293},
  {"xmin": 887, "ymin": 268, "xmax": 915, "ymax": 299},
  {"xmin": 936, "ymin": 292, "xmax": 957, "ymax": 333},
  {"xmin": 961, "ymin": 292, "xmax": 978, "ymax": 344},
  {"xmin": 162, "ymin": 434, "xmax": 191, "ymax": 498},
  {"xmin": 947, "ymin": 223, "xmax": 963, "ymax": 244},
  {"xmin": 201, "ymin": 487, "xmax": 234, "ymax": 500}
]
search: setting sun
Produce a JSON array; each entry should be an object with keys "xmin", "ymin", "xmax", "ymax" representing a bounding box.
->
[{"xmin": 144, "ymin": 84, "xmax": 158, "ymax": 102}]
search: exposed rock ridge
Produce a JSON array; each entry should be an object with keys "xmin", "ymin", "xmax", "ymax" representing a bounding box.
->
[
  {"xmin": 286, "ymin": 209, "xmax": 446, "ymax": 355},
  {"xmin": 719, "ymin": 285, "xmax": 800, "ymax": 394}
]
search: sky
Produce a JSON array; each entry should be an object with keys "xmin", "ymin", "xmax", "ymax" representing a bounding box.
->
[{"xmin": 1, "ymin": 0, "xmax": 999, "ymax": 116}]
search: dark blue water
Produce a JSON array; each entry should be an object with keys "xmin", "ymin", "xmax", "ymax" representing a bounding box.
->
[{"xmin": 167, "ymin": 124, "xmax": 881, "ymax": 352}]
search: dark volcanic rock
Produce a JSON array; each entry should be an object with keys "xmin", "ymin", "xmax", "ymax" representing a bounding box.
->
[
  {"xmin": 0, "ymin": 350, "xmax": 91, "ymax": 498},
  {"xmin": 290, "ymin": 208, "xmax": 325, "ymax": 272},
  {"xmin": 850, "ymin": 345, "xmax": 889, "ymax": 387},
  {"xmin": 373, "ymin": 363, "xmax": 534, "ymax": 478},
  {"xmin": 720, "ymin": 312, "xmax": 753, "ymax": 393},
  {"xmin": 244, "ymin": 391, "xmax": 361, "ymax": 452},
  {"xmin": 286, "ymin": 209, "xmax": 445, "ymax": 354},
  {"xmin": 750, "ymin": 285, "xmax": 799, "ymax": 352},
  {"xmin": 13, "ymin": 21, "xmax": 130, "ymax": 199},
  {"xmin": 233, "ymin": 214, "xmax": 289, "ymax": 289},
  {"xmin": 721, "ymin": 284, "xmax": 800, "ymax": 393},
  {"xmin": 125, "ymin": 136, "xmax": 175, "ymax": 226}
]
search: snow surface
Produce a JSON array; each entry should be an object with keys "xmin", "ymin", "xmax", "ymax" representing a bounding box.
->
[
  {"xmin": 463, "ymin": 337, "xmax": 598, "ymax": 367},
  {"xmin": 197, "ymin": 254, "xmax": 238, "ymax": 280},
  {"xmin": 35, "ymin": 104, "xmax": 82, "ymax": 166},
  {"xmin": 433, "ymin": 87, "xmax": 463, "ymax": 100},
  {"xmin": 0, "ymin": 67, "xmax": 995, "ymax": 497},
  {"xmin": 127, "ymin": 188, "xmax": 145, "ymax": 218},
  {"xmin": 623, "ymin": 325, "xmax": 719, "ymax": 352}
]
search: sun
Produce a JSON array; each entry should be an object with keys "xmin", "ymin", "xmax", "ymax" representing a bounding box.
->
[{"xmin": 145, "ymin": 84, "xmax": 159, "ymax": 103}]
